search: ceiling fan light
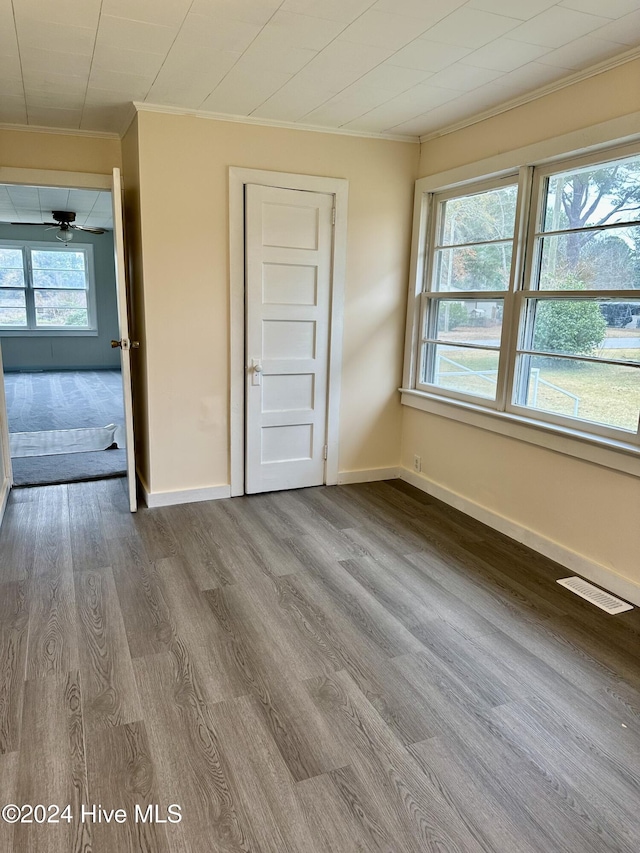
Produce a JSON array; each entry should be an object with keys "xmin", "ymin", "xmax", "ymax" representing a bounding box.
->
[{"xmin": 56, "ymin": 227, "xmax": 73, "ymax": 243}]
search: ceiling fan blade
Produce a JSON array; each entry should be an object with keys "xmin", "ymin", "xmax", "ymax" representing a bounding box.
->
[
  {"xmin": 73, "ymin": 225, "xmax": 105, "ymax": 234},
  {"xmin": 10, "ymin": 221, "xmax": 57, "ymax": 227}
]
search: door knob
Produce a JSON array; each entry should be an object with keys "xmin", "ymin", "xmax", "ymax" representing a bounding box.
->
[
  {"xmin": 111, "ymin": 339, "xmax": 140, "ymax": 350},
  {"xmin": 111, "ymin": 339, "xmax": 122, "ymax": 348}
]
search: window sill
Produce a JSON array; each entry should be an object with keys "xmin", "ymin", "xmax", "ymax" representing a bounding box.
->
[
  {"xmin": 400, "ymin": 388, "xmax": 640, "ymax": 478},
  {"xmin": 0, "ymin": 329, "xmax": 98, "ymax": 337}
]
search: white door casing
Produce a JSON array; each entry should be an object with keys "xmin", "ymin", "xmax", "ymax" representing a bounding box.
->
[
  {"xmin": 111, "ymin": 167, "xmax": 137, "ymax": 512},
  {"xmin": 245, "ymin": 184, "xmax": 334, "ymax": 494},
  {"xmin": 0, "ymin": 341, "xmax": 12, "ymax": 527}
]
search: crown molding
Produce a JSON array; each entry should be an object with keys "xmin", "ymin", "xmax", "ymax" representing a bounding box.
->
[
  {"xmin": 0, "ymin": 122, "xmax": 120, "ymax": 140},
  {"xmin": 419, "ymin": 45, "xmax": 640, "ymax": 144},
  {"xmin": 132, "ymin": 102, "xmax": 420, "ymax": 144}
]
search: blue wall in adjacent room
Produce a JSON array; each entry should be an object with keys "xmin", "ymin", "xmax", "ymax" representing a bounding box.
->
[{"xmin": 0, "ymin": 224, "xmax": 120, "ymax": 371}]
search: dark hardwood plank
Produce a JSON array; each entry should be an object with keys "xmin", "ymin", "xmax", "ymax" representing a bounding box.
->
[
  {"xmin": 306, "ymin": 669, "xmax": 486, "ymax": 853},
  {"xmin": 68, "ymin": 480, "xmax": 110, "ymax": 571},
  {"xmin": 85, "ymin": 721, "xmax": 170, "ymax": 853},
  {"xmin": 203, "ymin": 585, "xmax": 351, "ymax": 782},
  {"xmin": 0, "ymin": 582, "xmax": 28, "ymax": 754},
  {"xmin": 133, "ymin": 651, "xmax": 255, "ymax": 853},
  {"xmin": 0, "ymin": 497, "xmax": 37, "ymax": 581},
  {"xmin": 209, "ymin": 694, "xmax": 321, "ymax": 852},
  {"xmin": 75, "ymin": 567, "xmax": 142, "ymax": 730},
  {"xmin": 26, "ymin": 566, "xmax": 78, "ymax": 680},
  {"xmin": 107, "ymin": 534, "xmax": 174, "ymax": 659},
  {"xmin": 0, "ymin": 752, "xmax": 18, "ymax": 852},
  {"xmin": 31, "ymin": 485, "xmax": 73, "ymax": 578},
  {"xmin": 159, "ymin": 503, "xmax": 235, "ymax": 590},
  {"xmin": 154, "ymin": 556, "xmax": 248, "ymax": 702},
  {"xmin": 15, "ymin": 672, "xmax": 91, "ymax": 853}
]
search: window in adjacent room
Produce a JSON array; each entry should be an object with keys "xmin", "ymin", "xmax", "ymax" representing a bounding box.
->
[{"xmin": 0, "ymin": 242, "xmax": 96, "ymax": 333}]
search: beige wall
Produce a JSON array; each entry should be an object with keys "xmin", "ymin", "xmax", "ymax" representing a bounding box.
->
[
  {"xmin": 0, "ymin": 126, "xmax": 120, "ymax": 174},
  {"xmin": 409, "ymin": 59, "xmax": 640, "ymax": 592},
  {"xmin": 419, "ymin": 58, "xmax": 640, "ymax": 177},
  {"xmin": 131, "ymin": 111, "xmax": 418, "ymax": 494}
]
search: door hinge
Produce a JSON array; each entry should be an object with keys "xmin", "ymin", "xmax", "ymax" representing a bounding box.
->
[
  {"xmin": 331, "ymin": 207, "xmax": 336, "ymax": 226},
  {"xmin": 323, "ymin": 445, "xmax": 328, "ymax": 460}
]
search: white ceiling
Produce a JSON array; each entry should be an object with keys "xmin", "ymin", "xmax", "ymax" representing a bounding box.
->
[
  {"xmin": 0, "ymin": 185, "xmax": 113, "ymax": 229},
  {"xmin": 1, "ymin": 0, "xmax": 639, "ymax": 139}
]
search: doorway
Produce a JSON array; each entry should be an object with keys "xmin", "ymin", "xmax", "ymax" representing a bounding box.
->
[
  {"xmin": 0, "ymin": 167, "xmax": 137, "ymax": 521},
  {"xmin": 229, "ymin": 168, "xmax": 348, "ymax": 497}
]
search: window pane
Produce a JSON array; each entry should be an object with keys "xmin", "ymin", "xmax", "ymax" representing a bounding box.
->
[
  {"xmin": 0, "ymin": 290, "xmax": 26, "ymax": 309},
  {"xmin": 440, "ymin": 185, "xmax": 517, "ymax": 245},
  {"xmin": 517, "ymin": 355, "xmax": 640, "ymax": 432},
  {"xmin": 31, "ymin": 250, "xmax": 85, "ymax": 271},
  {"xmin": 433, "ymin": 243, "xmax": 513, "ymax": 292},
  {"xmin": 423, "ymin": 343, "xmax": 499, "ymax": 399},
  {"xmin": 543, "ymin": 155, "xmax": 640, "ymax": 232},
  {"xmin": 0, "ymin": 268, "xmax": 25, "ymax": 288},
  {"xmin": 430, "ymin": 299, "xmax": 503, "ymax": 345},
  {"xmin": 32, "ymin": 269, "xmax": 86, "ymax": 289},
  {"xmin": 34, "ymin": 289, "xmax": 87, "ymax": 309},
  {"xmin": 526, "ymin": 298, "xmax": 640, "ymax": 361},
  {"xmin": 537, "ymin": 226, "xmax": 640, "ymax": 290},
  {"xmin": 0, "ymin": 307, "xmax": 27, "ymax": 326},
  {"xmin": 0, "ymin": 249, "xmax": 24, "ymax": 269},
  {"xmin": 35, "ymin": 307, "xmax": 89, "ymax": 327}
]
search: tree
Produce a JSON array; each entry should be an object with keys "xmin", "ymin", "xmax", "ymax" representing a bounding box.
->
[
  {"xmin": 544, "ymin": 159, "xmax": 640, "ymax": 288},
  {"xmin": 533, "ymin": 275, "xmax": 607, "ymax": 359}
]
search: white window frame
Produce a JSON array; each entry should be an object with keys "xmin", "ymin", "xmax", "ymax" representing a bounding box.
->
[
  {"xmin": 0, "ymin": 240, "xmax": 97, "ymax": 337},
  {"xmin": 402, "ymin": 140, "xmax": 640, "ymax": 477}
]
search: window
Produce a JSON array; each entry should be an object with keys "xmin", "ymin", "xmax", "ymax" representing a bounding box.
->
[
  {"xmin": 0, "ymin": 242, "xmax": 96, "ymax": 334},
  {"xmin": 406, "ymin": 145, "xmax": 640, "ymax": 450}
]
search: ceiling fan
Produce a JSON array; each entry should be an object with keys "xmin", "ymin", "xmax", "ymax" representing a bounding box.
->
[{"xmin": 11, "ymin": 211, "xmax": 105, "ymax": 242}]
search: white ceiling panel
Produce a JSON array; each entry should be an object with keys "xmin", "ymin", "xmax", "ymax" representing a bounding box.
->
[
  {"xmin": 559, "ymin": 0, "xmax": 639, "ymax": 17},
  {"xmin": 95, "ymin": 15, "xmax": 179, "ymax": 55},
  {"xmin": 281, "ymin": 0, "xmax": 375, "ymax": 24},
  {"xmin": 593, "ymin": 10, "xmax": 640, "ymax": 46},
  {"xmin": 466, "ymin": 0, "xmax": 558, "ymax": 21},
  {"xmin": 338, "ymin": 10, "xmax": 430, "ymax": 51},
  {"xmin": 191, "ymin": 0, "xmax": 282, "ymax": 26},
  {"xmin": 102, "ymin": 0, "xmax": 192, "ymax": 27},
  {"xmin": 508, "ymin": 7, "xmax": 612, "ymax": 49},
  {"xmin": 387, "ymin": 39, "xmax": 472, "ymax": 72},
  {"xmin": 426, "ymin": 63, "xmax": 504, "ymax": 91},
  {"xmin": 463, "ymin": 38, "xmax": 552, "ymax": 72},
  {"xmin": 0, "ymin": 0, "xmax": 638, "ymax": 140},
  {"xmin": 200, "ymin": 67, "xmax": 293, "ymax": 115},
  {"xmin": 372, "ymin": 0, "xmax": 467, "ymax": 21},
  {"xmin": 420, "ymin": 8, "xmax": 520, "ymax": 49},
  {"xmin": 14, "ymin": 20, "xmax": 96, "ymax": 56},
  {"xmin": 537, "ymin": 35, "xmax": 629, "ymax": 69},
  {"xmin": 0, "ymin": 185, "xmax": 113, "ymax": 229},
  {"xmin": 146, "ymin": 49, "xmax": 240, "ymax": 108}
]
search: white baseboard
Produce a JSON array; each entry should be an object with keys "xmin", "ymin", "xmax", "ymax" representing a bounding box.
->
[
  {"xmin": 337, "ymin": 467, "xmax": 400, "ymax": 485},
  {"xmin": 141, "ymin": 481, "xmax": 232, "ymax": 508},
  {"xmin": 401, "ymin": 467, "xmax": 640, "ymax": 608},
  {"xmin": 0, "ymin": 477, "xmax": 10, "ymax": 526}
]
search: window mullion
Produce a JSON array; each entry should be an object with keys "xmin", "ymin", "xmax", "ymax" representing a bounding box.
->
[
  {"xmin": 23, "ymin": 247, "xmax": 36, "ymax": 330},
  {"xmin": 501, "ymin": 165, "xmax": 533, "ymax": 414}
]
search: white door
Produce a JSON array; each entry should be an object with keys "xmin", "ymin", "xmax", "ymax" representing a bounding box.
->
[
  {"xmin": 0, "ymin": 342, "xmax": 12, "ymax": 527},
  {"xmin": 111, "ymin": 167, "xmax": 137, "ymax": 512},
  {"xmin": 245, "ymin": 184, "xmax": 334, "ymax": 494}
]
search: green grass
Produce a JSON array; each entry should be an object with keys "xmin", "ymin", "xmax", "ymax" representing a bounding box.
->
[{"xmin": 435, "ymin": 347, "xmax": 640, "ymax": 431}]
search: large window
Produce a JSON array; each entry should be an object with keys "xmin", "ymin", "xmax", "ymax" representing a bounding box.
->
[
  {"xmin": 407, "ymin": 146, "xmax": 640, "ymax": 449},
  {"xmin": 0, "ymin": 242, "xmax": 96, "ymax": 333}
]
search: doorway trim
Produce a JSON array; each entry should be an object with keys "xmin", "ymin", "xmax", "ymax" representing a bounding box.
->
[{"xmin": 229, "ymin": 167, "xmax": 348, "ymax": 497}]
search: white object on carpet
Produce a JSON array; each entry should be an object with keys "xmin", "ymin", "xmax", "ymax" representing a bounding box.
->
[{"xmin": 10, "ymin": 423, "xmax": 125, "ymax": 458}]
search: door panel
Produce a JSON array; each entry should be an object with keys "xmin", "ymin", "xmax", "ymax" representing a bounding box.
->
[
  {"xmin": 245, "ymin": 184, "xmax": 334, "ymax": 495},
  {"xmin": 111, "ymin": 167, "xmax": 137, "ymax": 512}
]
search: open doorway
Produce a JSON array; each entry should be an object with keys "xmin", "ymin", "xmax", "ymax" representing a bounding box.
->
[{"xmin": 0, "ymin": 184, "xmax": 127, "ymax": 487}]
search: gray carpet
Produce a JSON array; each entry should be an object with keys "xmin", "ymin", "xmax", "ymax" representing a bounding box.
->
[{"xmin": 4, "ymin": 369, "xmax": 127, "ymax": 486}]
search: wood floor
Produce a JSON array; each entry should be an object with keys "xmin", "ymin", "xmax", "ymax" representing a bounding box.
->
[{"xmin": 1, "ymin": 477, "xmax": 640, "ymax": 852}]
